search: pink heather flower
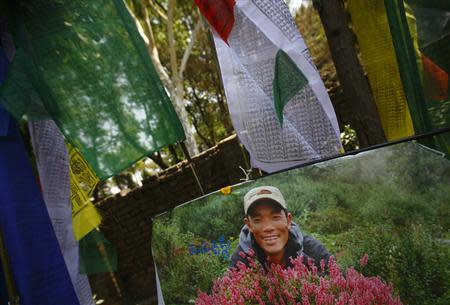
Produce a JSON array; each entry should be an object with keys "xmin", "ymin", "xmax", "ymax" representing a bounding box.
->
[
  {"xmin": 236, "ymin": 261, "xmax": 247, "ymax": 272},
  {"xmin": 320, "ymin": 259, "xmax": 325, "ymax": 273},
  {"xmin": 302, "ymin": 295, "xmax": 310, "ymax": 305},
  {"xmin": 359, "ymin": 254, "xmax": 369, "ymax": 268},
  {"xmin": 247, "ymin": 248, "xmax": 256, "ymax": 257},
  {"xmin": 195, "ymin": 255, "xmax": 402, "ymax": 305}
]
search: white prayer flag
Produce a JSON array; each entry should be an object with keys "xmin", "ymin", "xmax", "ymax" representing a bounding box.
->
[{"xmin": 196, "ymin": 0, "xmax": 342, "ymax": 173}]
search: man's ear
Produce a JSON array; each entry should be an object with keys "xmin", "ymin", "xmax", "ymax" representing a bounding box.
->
[
  {"xmin": 244, "ymin": 217, "xmax": 253, "ymax": 233},
  {"xmin": 287, "ymin": 212, "xmax": 292, "ymax": 229}
]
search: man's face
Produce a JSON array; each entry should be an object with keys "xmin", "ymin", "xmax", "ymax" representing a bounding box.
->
[{"xmin": 244, "ymin": 201, "xmax": 292, "ymax": 263}]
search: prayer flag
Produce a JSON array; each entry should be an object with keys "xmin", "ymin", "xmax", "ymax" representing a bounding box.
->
[
  {"xmin": 421, "ymin": 53, "xmax": 448, "ymax": 101},
  {"xmin": 0, "ymin": 102, "xmax": 8, "ymax": 137},
  {"xmin": 196, "ymin": 0, "xmax": 341, "ymax": 173},
  {"xmin": 29, "ymin": 120, "xmax": 95, "ymax": 305},
  {"xmin": 0, "ymin": 0, "xmax": 185, "ymax": 179},
  {"xmin": 384, "ymin": 0, "xmax": 450, "ymax": 154},
  {"xmin": 68, "ymin": 143, "xmax": 102, "ymax": 241},
  {"xmin": 79, "ymin": 230, "xmax": 118, "ymax": 275},
  {"xmin": 347, "ymin": 0, "xmax": 415, "ymax": 140},
  {"xmin": 0, "ymin": 264, "xmax": 8, "ymax": 305},
  {"xmin": 194, "ymin": 0, "xmax": 236, "ymax": 43},
  {"xmin": 0, "ymin": 117, "xmax": 79, "ymax": 305},
  {"xmin": 1, "ymin": 29, "xmax": 79, "ymax": 303},
  {"xmin": 0, "ymin": 49, "xmax": 9, "ymax": 136},
  {"xmin": 72, "ymin": 202, "xmax": 102, "ymax": 241}
]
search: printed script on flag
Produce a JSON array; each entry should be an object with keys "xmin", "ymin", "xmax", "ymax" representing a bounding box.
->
[
  {"xmin": 197, "ymin": 0, "xmax": 342, "ymax": 173},
  {"xmin": 68, "ymin": 143, "xmax": 102, "ymax": 241}
]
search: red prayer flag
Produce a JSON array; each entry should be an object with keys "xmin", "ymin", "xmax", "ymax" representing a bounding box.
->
[
  {"xmin": 194, "ymin": 0, "xmax": 235, "ymax": 44},
  {"xmin": 422, "ymin": 53, "xmax": 449, "ymax": 101}
]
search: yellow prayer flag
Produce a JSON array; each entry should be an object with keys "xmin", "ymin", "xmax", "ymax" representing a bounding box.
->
[
  {"xmin": 72, "ymin": 202, "xmax": 102, "ymax": 241},
  {"xmin": 347, "ymin": 0, "xmax": 415, "ymax": 140},
  {"xmin": 68, "ymin": 144, "xmax": 101, "ymax": 240}
]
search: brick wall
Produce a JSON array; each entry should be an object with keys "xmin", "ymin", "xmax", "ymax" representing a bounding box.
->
[{"xmin": 88, "ymin": 135, "xmax": 254, "ymax": 305}]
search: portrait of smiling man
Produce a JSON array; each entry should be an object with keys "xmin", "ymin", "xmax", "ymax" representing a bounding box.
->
[{"xmin": 230, "ymin": 186, "xmax": 330, "ymax": 269}]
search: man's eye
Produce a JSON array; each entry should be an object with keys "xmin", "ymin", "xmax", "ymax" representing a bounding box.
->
[
  {"xmin": 252, "ymin": 218, "xmax": 261, "ymax": 223},
  {"xmin": 273, "ymin": 215, "xmax": 281, "ymax": 220}
]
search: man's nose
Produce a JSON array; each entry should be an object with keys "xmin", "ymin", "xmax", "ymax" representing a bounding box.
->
[{"xmin": 262, "ymin": 222, "xmax": 275, "ymax": 232}]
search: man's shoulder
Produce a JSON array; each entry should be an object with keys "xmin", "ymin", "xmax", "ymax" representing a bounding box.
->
[{"xmin": 302, "ymin": 234, "xmax": 330, "ymax": 265}]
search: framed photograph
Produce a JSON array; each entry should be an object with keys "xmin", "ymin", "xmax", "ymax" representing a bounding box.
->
[{"xmin": 153, "ymin": 140, "xmax": 450, "ymax": 305}]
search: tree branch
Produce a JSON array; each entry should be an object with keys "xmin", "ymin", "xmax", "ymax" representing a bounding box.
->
[
  {"xmin": 148, "ymin": 152, "xmax": 168, "ymax": 169},
  {"xmin": 186, "ymin": 105, "xmax": 213, "ymax": 148},
  {"xmin": 179, "ymin": 18, "xmax": 203, "ymax": 80},
  {"xmin": 146, "ymin": 0, "xmax": 168, "ymax": 22},
  {"xmin": 138, "ymin": 1, "xmax": 174, "ymax": 93},
  {"xmin": 167, "ymin": 0, "xmax": 179, "ymax": 91},
  {"xmin": 189, "ymin": 86, "xmax": 216, "ymax": 147},
  {"xmin": 153, "ymin": 0, "xmax": 166, "ymax": 13},
  {"xmin": 168, "ymin": 144, "xmax": 181, "ymax": 164}
]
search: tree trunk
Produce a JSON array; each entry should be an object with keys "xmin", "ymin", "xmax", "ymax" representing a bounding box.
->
[
  {"xmin": 314, "ymin": 0, "xmax": 386, "ymax": 147},
  {"xmin": 137, "ymin": 0, "xmax": 200, "ymax": 156},
  {"xmin": 167, "ymin": 0, "xmax": 200, "ymax": 156},
  {"xmin": 168, "ymin": 144, "xmax": 181, "ymax": 164},
  {"xmin": 148, "ymin": 152, "xmax": 168, "ymax": 170},
  {"xmin": 172, "ymin": 88, "xmax": 200, "ymax": 156}
]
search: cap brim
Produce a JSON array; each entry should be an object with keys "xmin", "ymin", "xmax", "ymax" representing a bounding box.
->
[{"xmin": 246, "ymin": 197, "xmax": 286, "ymax": 215}]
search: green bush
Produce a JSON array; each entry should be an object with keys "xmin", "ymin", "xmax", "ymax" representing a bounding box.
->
[
  {"xmin": 339, "ymin": 224, "xmax": 450, "ymax": 305},
  {"xmin": 301, "ymin": 206, "xmax": 355, "ymax": 235},
  {"xmin": 159, "ymin": 252, "xmax": 225, "ymax": 305},
  {"xmin": 173, "ymin": 192, "xmax": 244, "ymax": 241},
  {"xmin": 358, "ymin": 187, "xmax": 436, "ymax": 227},
  {"xmin": 153, "ymin": 219, "xmax": 229, "ymax": 305}
]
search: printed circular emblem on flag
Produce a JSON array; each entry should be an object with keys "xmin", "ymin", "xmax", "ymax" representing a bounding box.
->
[{"xmin": 194, "ymin": 0, "xmax": 236, "ymax": 44}]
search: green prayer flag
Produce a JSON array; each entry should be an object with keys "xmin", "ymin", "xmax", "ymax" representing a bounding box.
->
[
  {"xmin": 0, "ymin": 0, "xmax": 185, "ymax": 179},
  {"xmin": 273, "ymin": 49, "xmax": 309, "ymax": 125},
  {"xmin": 79, "ymin": 230, "xmax": 117, "ymax": 275}
]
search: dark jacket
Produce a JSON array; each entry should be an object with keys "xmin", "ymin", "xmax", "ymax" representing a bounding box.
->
[{"xmin": 230, "ymin": 222, "xmax": 330, "ymax": 270}]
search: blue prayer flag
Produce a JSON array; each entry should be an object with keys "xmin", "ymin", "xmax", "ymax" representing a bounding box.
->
[{"xmin": 0, "ymin": 118, "xmax": 80, "ymax": 305}]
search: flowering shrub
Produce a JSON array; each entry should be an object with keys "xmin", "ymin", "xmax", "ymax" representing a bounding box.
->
[{"xmin": 196, "ymin": 252, "xmax": 402, "ymax": 305}]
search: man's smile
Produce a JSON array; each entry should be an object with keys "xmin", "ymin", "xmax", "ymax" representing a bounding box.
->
[
  {"xmin": 263, "ymin": 235, "xmax": 279, "ymax": 240},
  {"xmin": 263, "ymin": 235, "xmax": 280, "ymax": 243}
]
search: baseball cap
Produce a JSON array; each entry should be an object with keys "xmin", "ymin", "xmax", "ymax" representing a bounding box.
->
[{"xmin": 244, "ymin": 186, "xmax": 287, "ymax": 215}]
